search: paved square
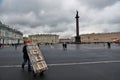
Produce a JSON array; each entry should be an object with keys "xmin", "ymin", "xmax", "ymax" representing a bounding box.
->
[{"xmin": 0, "ymin": 43, "xmax": 120, "ymax": 80}]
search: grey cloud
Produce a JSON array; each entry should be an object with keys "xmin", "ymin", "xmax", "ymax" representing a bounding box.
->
[
  {"xmin": 103, "ymin": 26, "xmax": 120, "ymax": 33},
  {"xmin": 0, "ymin": 0, "xmax": 3, "ymax": 4},
  {"xmin": 0, "ymin": 0, "xmax": 40, "ymax": 14},
  {"xmin": 0, "ymin": 0, "xmax": 62, "ymax": 14},
  {"xmin": 0, "ymin": 0, "xmax": 72, "ymax": 28},
  {"xmin": 42, "ymin": 23, "xmax": 68, "ymax": 33},
  {"xmin": 80, "ymin": 0, "xmax": 120, "ymax": 9},
  {"xmin": 0, "ymin": 0, "xmax": 120, "ymax": 37},
  {"xmin": 110, "ymin": 19, "xmax": 120, "ymax": 24}
]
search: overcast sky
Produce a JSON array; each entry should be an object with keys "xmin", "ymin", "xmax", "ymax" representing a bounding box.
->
[{"xmin": 0, "ymin": 0, "xmax": 120, "ymax": 38}]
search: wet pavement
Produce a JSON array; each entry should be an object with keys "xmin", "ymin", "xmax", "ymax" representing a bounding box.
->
[{"xmin": 0, "ymin": 43, "xmax": 120, "ymax": 80}]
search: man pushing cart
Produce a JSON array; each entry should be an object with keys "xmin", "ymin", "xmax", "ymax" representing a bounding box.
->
[{"xmin": 22, "ymin": 40, "xmax": 48, "ymax": 76}]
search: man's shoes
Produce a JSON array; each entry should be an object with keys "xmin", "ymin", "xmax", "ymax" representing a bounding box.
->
[
  {"xmin": 22, "ymin": 65, "xmax": 24, "ymax": 69},
  {"xmin": 28, "ymin": 68, "xmax": 32, "ymax": 71}
]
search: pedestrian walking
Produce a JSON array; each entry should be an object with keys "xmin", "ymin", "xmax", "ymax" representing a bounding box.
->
[
  {"xmin": 15, "ymin": 44, "xmax": 18, "ymax": 50},
  {"xmin": 62, "ymin": 42, "xmax": 67, "ymax": 50},
  {"xmin": 0, "ymin": 43, "xmax": 1, "ymax": 48},
  {"xmin": 107, "ymin": 42, "xmax": 111, "ymax": 48},
  {"xmin": 64, "ymin": 43, "xmax": 67, "ymax": 49},
  {"xmin": 22, "ymin": 43, "xmax": 31, "ymax": 71}
]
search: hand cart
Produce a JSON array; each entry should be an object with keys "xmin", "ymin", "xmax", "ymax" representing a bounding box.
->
[{"xmin": 26, "ymin": 43, "xmax": 48, "ymax": 76}]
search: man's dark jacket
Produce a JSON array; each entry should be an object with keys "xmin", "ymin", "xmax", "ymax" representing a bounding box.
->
[{"xmin": 23, "ymin": 45, "xmax": 29, "ymax": 59}]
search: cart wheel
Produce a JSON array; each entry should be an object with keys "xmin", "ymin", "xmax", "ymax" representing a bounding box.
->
[
  {"xmin": 32, "ymin": 71, "xmax": 37, "ymax": 77},
  {"xmin": 33, "ymin": 74, "xmax": 37, "ymax": 77},
  {"xmin": 40, "ymin": 71, "xmax": 44, "ymax": 75}
]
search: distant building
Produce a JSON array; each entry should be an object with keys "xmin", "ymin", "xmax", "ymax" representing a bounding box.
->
[
  {"xmin": 0, "ymin": 22, "xmax": 23, "ymax": 45},
  {"xmin": 29, "ymin": 34, "xmax": 59, "ymax": 44},
  {"xmin": 59, "ymin": 38, "xmax": 71, "ymax": 43},
  {"xmin": 80, "ymin": 32, "xmax": 120, "ymax": 43}
]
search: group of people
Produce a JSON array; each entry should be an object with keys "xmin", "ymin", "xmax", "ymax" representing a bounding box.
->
[
  {"xmin": 21, "ymin": 42, "xmax": 112, "ymax": 71},
  {"xmin": 21, "ymin": 42, "xmax": 68, "ymax": 71},
  {"xmin": 62, "ymin": 42, "xmax": 67, "ymax": 50}
]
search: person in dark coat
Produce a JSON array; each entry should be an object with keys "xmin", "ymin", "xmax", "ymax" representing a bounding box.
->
[
  {"xmin": 0, "ymin": 43, "xmax": 1, "ymax": 48},
  {"xmin": 64, "ymin": 43, "xmax": 67, "ymax": 49},
  {"xmin": 62, "ymin": 42, "xmax": 67, "ymax": 50},
  {"xmin": 22, "ymin": 44, "xmax": 31, "ymax": 71},
  {"xmin": 107, "ymin": 42, "xmax": 111, "ymax": 48}
]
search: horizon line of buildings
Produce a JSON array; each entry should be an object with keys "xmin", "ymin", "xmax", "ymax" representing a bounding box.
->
[
  {"xmin": 1, "ymin": 22, "xmax": 120, "ymax": 44},
  {"xmin": 80, "ymin": 32, "xmax": 120, "ymax": 43},
  {"xmin": 28, "ymin": 32, "xmax": 120, "ymax": 44}
]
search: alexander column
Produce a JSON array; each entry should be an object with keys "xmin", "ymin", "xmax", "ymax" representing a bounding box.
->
[{"xmin": 75, "ymin": 11, "xmax": 81, "ymax": 43}]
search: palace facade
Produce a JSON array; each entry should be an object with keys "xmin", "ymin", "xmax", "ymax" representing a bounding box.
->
[
  {"xmin": 29, "ymin": 34, "xmax": 59, "ymax": 44},
  {"xmin": 71, "ymin": 32, "xmax": 120, "ymax": 43},
  {"xmin": 0, "ymin": 22, "xmax": 23, "ymax": 45}
]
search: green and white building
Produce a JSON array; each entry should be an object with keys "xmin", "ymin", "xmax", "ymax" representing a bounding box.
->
[{"xmin": 0, "ymin": 22, "xmax": 23, "ymax": 45}]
